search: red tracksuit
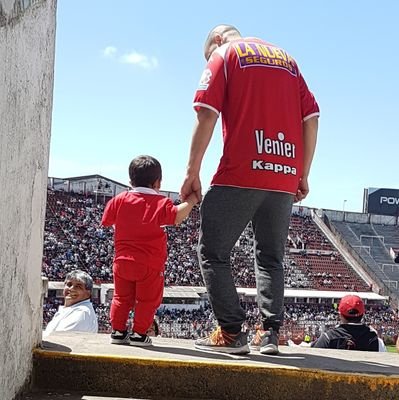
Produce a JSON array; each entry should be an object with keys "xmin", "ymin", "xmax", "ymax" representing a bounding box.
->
[{"xmin": 102, "ymin": 187, "xmax": 177, "ymax": 334}]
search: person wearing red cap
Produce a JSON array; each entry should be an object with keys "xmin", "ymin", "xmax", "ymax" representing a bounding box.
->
[{"xmin": 311, "ymin": 295, "xmax": 386, "ymax": 351}]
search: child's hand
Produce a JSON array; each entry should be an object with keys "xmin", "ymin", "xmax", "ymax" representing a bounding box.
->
[{"xmin": 187, "ymin": 192, "xmax": 200, "ymax": 205}]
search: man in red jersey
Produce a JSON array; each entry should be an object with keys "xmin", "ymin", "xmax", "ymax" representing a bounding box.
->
[{"xmin": 180, "ymin": 25, "xmax": 319, "ymax": 355}]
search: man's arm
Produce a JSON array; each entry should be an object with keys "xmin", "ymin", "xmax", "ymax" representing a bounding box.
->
[
  {"xmin": 180, "ymin": 107, "xmax": 218, "ymax": 201},
  {"xmin": 378, "ymin": 337, "xmax": 387, "ymax": 352},
  {"xmin": 311, "ymin": 331, "xmax": 330, "ymax": 348},
  {"xmin": 295, "ymin": 116, "xmax": 318, "ymax": 202}
]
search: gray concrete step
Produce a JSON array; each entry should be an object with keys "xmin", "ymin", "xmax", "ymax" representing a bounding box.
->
[
  {"xmin": 22, "ymin": 392, "xmax": 204, "ymax": 400},
  {"xmin": 31, "ymin": 333, "xmax": 399, "ymax": 400}
]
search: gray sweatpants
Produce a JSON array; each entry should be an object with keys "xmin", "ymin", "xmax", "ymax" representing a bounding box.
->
[{"xmin": 198, "ymin": 185, "xmax": 294, "ymax": 333}]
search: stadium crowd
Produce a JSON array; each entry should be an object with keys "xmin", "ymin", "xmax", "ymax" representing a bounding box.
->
[
  {"xmin": 42, "ymin": 190, "xmax": 399, "ymax": 343},
  {"xmin": 42, "ymin": 297, "xmax": 399, "ymax": 344},
  {"xmin": 43, "ymin": 190, "xmax": 367, "ymax": 290}
]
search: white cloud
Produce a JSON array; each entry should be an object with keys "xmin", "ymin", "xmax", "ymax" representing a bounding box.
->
[
  {"xmin": 103, "ymin": 46, "xmax": 117, "ymax": 58},
  {"xmin": 120, "ymin": 51, "xmax": 159, "ymax": 70}
]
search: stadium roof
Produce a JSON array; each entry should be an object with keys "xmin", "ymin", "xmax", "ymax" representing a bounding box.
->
[
  {"xmin": 61, "ymin": 174, "xmax": 128, "ymax": 189},
  {"xmin": 163, "ymin": 286, "xmax": 206, "ymax": 298},
  {"xmin": 48, "ymin": 283, "xmax": 386, "ymax": 301},
  {"xmin": 238, "ymin": 288, "xmax": 387, "ymax": 301}
]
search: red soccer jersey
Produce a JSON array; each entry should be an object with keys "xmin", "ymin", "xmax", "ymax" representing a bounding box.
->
[
  {"xmin": 101, "ymin": 188, "xmax": 177, "ymax": 270},
  {"xmin": 193, "ymin": 38, "xmax": 320, "ymax": 194}
]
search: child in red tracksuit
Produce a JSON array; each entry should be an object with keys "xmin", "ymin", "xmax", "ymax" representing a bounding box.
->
[{"xmin": 102, "ymin": 155, "xmax": 198, "ymax": 346}]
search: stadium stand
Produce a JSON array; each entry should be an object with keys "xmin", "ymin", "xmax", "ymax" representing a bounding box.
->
[
  {"xmin": 326, "ymin": 216, "xmax": 399, "ymax": 300},
  {"xmin": 43, "ymin": 189, "xmax": 370, "ymax": 291},
  {"xmin": 42, "ymin": 186, "xmax": 399, "ymax": 343}
]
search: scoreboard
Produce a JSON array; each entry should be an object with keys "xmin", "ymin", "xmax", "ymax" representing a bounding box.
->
[{"xmin": 363, "ymin": 188, "xmax": 399, "ymax": 216}]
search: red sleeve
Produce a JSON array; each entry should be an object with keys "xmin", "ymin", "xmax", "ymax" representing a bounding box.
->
[
  {"xmin": 101, "ymin": 197, "xmax": 117, "ymax": 226},
  {"xmin": 298, "ymin": 71, "xmax": 320, "ymax": 121},
  {"xmin": 193, "ymin": 48, "xmax": 227, "ymax": 114},
  {"xmin": 159, "ymin": 198, "xmax": 178, "ymax": 226}
]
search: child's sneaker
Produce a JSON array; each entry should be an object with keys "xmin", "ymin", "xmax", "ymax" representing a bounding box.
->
[
  {"xmin": 195, "ymin": 326, "xmax": 249, "ymax": 354},
  {"xmin": 250, "ymin": 328, "xmax": 279, "ymax": 355},
  {"xmin": 129, "ymin": 332, "xmax": 152, "ymax": 347},
  {"xmin": 110, "ymin": 330, "xmax": 129, "ymax": 345}
]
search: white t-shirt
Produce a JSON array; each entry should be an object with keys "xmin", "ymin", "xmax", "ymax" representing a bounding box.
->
[
  {"xmin": 43, "ymin": 299, "xmax": 98, "ymax": 338},
  {"xmin": 378, "ymin": 337, "xmax": 387, "ymax": 352}
]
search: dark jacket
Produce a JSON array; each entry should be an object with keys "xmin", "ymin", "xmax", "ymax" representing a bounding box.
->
[{"xmin": 311, "ymin": 323, "xmax": 379, "ymax": 351}]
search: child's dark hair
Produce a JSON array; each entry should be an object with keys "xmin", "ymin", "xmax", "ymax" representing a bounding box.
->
[{"xmin": 129, "ymin": 155, "xmax": 162, "ymax": 188}]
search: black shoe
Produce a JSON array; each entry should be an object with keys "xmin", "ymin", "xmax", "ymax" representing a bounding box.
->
[
  {"xmin": 129, "ymin": 332, "xmax": 152, "ymax": 347},
  {"xmin": 250, "ymin": 328, "xmax": 279, "ymax": 355},
  {"xmin": 110, "ymin": 330, "xmax": 129, "ymax": 345}
]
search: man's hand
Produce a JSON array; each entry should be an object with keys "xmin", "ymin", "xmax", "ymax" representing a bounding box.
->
[
  {"xmin": 294, "ymin": 176, "xmax": 309, "ymax": 203},
  {"xmin": 180, "ymin": 174, "xmax": 202, "ymax": 202},
  {"xmin": 186, "ymin": 191, "xmax": 200, "ymax": 206}
]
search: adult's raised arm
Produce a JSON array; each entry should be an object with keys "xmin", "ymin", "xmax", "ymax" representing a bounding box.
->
[
  {"xmin": 295, "ymin": 116, "xmax": 319, "ymax": 203},
  {"xmin": 180, "ymin": 107, "xmax": 218, "ymax": 201}
]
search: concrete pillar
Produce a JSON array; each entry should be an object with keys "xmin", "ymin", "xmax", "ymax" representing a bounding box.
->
[{"xmin": 0, "ymin": 1, "xmax": 56, "ymax": 399}]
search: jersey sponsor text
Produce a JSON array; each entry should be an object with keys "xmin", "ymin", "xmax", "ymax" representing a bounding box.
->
[
  {"xmin": 251, "ymin": 160, "xmax": 297, "ymax": 175},
  {"xmin": 234, "ymin": 42, "xmax": 297, "ymax": 76},
  {"xmin": 255, "ymin": 130, "xmax": 296, "ymax": 159}
]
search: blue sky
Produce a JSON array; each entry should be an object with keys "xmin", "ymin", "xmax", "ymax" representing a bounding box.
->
[{"xmin": 49, "ymin": 1, "xmax": 398, "ymax": 213}]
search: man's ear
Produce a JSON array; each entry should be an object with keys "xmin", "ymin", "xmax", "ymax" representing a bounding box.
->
[{"xmin": 214, "ymin": 33, "xmax": 223, "ymax": 47}]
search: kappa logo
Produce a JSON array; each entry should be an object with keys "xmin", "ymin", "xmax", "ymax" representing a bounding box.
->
[
  {"xmin": 252, "ymin": 160, "xmax": 297, "ymax": 175},
  {"xmin": 198, "ymin": 68, "xmax": 212, "ymax": 90}
]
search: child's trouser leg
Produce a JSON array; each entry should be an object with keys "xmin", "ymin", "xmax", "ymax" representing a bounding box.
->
[
  {"xmin": 110, "ymin": 261, "xmax": 136, "ymax": 331},
  {"xmin": 133, "ymin": 268, "xmax": 164, "ymax": 335}
]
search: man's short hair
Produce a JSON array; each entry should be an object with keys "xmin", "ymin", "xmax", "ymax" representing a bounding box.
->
[
  {"xmin": 129, "ymin": 155, "xmax": 162, "ymax": 188},
  {"xmin": 204, "ymin": 24, "xmax": 241, "ymax": 60},
  {"xmin": 65, "ymin": 270, "xmax": 94, "ymax": 291}
]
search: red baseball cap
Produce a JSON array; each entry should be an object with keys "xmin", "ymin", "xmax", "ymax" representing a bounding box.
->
[{"xmin": 338, "ymin": 295, "xmax": 365, "ymax": 318}]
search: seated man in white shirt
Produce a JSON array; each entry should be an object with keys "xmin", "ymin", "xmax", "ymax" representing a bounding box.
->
[{"xmin": 43, "ymin": 270, "xmax": 98, "ymax": 338}]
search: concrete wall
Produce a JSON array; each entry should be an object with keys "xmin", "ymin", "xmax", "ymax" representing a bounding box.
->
[
  {"xmin": 322, "ymin": 208, "xmax": 398, "ymax": 225},
  {"xmin": 0, "ymin": 1, "xmax": 56, "ymax": 399}
]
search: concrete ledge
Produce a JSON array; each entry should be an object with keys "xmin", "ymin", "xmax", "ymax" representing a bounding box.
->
[{"xmin": 32, "ymin": 334, "xmax": 399, "ymax": 400}]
